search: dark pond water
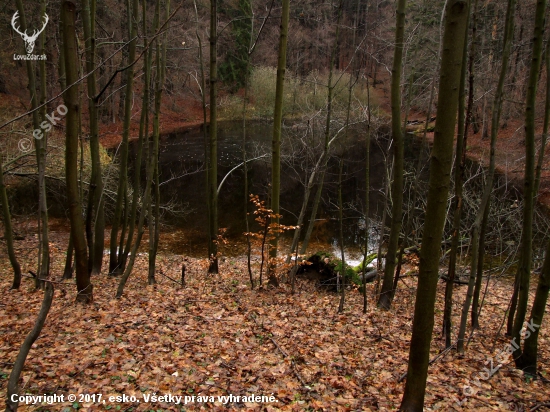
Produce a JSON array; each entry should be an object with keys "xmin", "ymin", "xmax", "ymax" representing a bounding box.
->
[
  {"xmin": 129, "ymin": 119, "xmax": 547, "ymax": 266},
  {"xmin": 130, "ymin": 119, "xmax": 406, "ymax": 259}
]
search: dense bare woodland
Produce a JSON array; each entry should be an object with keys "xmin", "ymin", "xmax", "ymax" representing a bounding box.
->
[{"xmin": 1, "ymin": 0, "xmax": 550, "ymax": 410}]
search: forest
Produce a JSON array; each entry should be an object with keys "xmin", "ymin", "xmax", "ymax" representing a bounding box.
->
[{"xmin": 1, "ymin": 0, "xmax": 550, "ymax": 410}]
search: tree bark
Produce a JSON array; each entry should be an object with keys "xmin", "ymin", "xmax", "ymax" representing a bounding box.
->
[
  {"xmin": 149, "ymin": 0, "xmax": 169, "ymax": 285},
  {"xmin": 109, "ymin": 0, "xmax": 138, "ymax": 275},
  {"xmin": 443, "ymin": 0, "xmax": 472, "ymax": 349},
  {"xmin": 82, "ymin": 0, "xmax": 105, "ymax": 277},
  {"xmin": 269, "ymin": 0, "xmax": 290, "ymax": 273},
  {"xmin": 511, "ymin": 0, "xmax": 547, "ymax": 363},
  {"xmin": 399, "ymin": 1, "xmax": 469, "ymax": 410},
  {"xmin": 62, "ymin": 0, "xmax": 93, "ymax": 303},
  {"xmin": 208, "ymin": 0, "xmax": 219, "ymax": 274},
  {"xmin": 378, "ymin": 0, "xmax": 407, "ymax": 310},
  {"xmin": 300, "ymin": 2, "xmax": 343, "ymax": 256},
  {"xmin": 337, "ymin": 158, "xmax": 345, "ymax": 313},
  {"xmin": 457, "ymin": 0, "xmax": 515, "ymax": 352},
  {"xmin": 15, "ymin": 0, "xmax": 49, "ymax": 289},
  {"xmin": 471, "ymin": 0, "xmax": 517, "ymax": 330},
  {"xmin": 0, "ymin": 157, "xmax": 22, "ymax": 289},
  {"xmin": 517, "ymin": 237, "xmax": 550, "ymax": 375},
  {"xmin": 5, "ymin": 282, "xmax": 53, "ymax": 412},
  {"xmin": 534, "ymin": 37, "xmax": 550, "ymax": 196}
]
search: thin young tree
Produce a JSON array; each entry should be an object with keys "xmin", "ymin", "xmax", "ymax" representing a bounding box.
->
[
  {"xmin": 511, "ymin": 0, "xmax": 547, "ymax": 360},
  {"xmin": 457, "ymin": 0, "xmax": 516, "ymax": 353},
  {"xmin": 62, "ymin": 0, "xmax": 93, "ymax": 303},
  {"xmin": 269, "ymin": 0, "xmax": 290, "ymax": 282},
  {"xmin": 516, "ymin": 236, "xmax": 550, "ymax": 375},
  {"xmin": 82, "ymin": 0, "xmax": 105, "ymax": 276},
  {"xmin": 208, "ymin": 0, "xmax": 219, "ymax": 274},
  {"xmin": 300, "ymin": 0, "xmax": 344, "ymax": 255},
  {"xmin": 534, "ymin": 37, "xmax": 550, "ymax": 196},
  {"xmin": 399, "ymin": 1, "xmax": 469, "ymax": 410},
  {"xmin": 5, "ymin": 281, "xmax": 53, "ymax": 412},
  {"xmin": 0, "ymin": 155, "xmax": 22, "ymax": 289},
  {"xmin": 109, "ymin": 0, "xmax": 139, "ymax": 275},
  {"xmin": 241, "ymin": 0, "xmax": 274, "ymax": 289},
  {"xmin": 117, "ymin": 0, "xmax": 169, "ymax": 296},
  {"xmin": 470, "ymin": 0, "xmax": 517, "ymax": 329},
  {"xmin": 337, "ymin": 158, "xmax": 346, "ymax": 313},
  {"xmin": 149, "ymin": 0, "xmax": 170, "ymax": 284},
  {"xmin": 442, "ymin": 0, "xmax": 474, "ymax": 349},
  {"xmin": 377, "ymin": 0, "xmax": 407, "ymax": 310},
  {"xmin": 15, "ymin": 0, "xmax": 50, "ymax": 288},
  {"xmin": 121, "ymin": 0, "xmax": 152, "ymax": 277}
]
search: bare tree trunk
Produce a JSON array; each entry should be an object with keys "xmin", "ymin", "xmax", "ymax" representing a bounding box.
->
[
  {"xmin": 240, "ymin": 0, "xmax": 273, "ymax": 288},
  {"xmin": 15, "ymin": 0, "xmax": 49, "ymax": 289},
  {"xmin": 337, "ymin": 159, "xmax": 346, "ymax": 313},
  {"xmin": 471, "ymin": 0, "xmax": 517, "ymax": 329},
  {"xmin": 517, "ymin": 236, "xmax": 550, "ymax": 375},
  {"xmin": 82, "ymin": 0, "xmax": 105, "ymax": 277},
  {"xmin": 117, "ymin": 0, "xmax": 169, "ymax": 295},
  {"xmin": 109, "ymin": 0, "xmax": 138, "ymax": 275},
  {"xmin": 399, "ymin": 1, "xmax": 469, "ymax": 409},
  {"xmin": 36, "ymin": 0, "xmax": 50, "ymax": 286},
  {"xmin": 443, "ymin": 14, "xmax": 471, "ymax": 347},
  {"xmin": 63, "ymin": 233, "xmax": 74, "ymax": 280},
  {"xmin": 125, "ymin": 0, "xmax": 154, "ymax": 281},
  {"xmin": 0, "ymin": 157, "xmax": 21, "ymax": 289},
  {"xmin": 362, "ymin": 113, "xmax": 371, "ymax": 313},
  {"xmin": 457, "ymin": 0, "xmax": 515, "ymax": 352},
  {"xmin": 149, "ymin": 0, "xmax": 169, "ymax": 284},
  {"xmin": 300, "ymin": 1, "xmax": 344, "ymax": 255},
  {"xmin": 191, "ymin": 0, "xmax": 211, "ymax": 273},
  {"xmin": 5, "ymin": 282, "xmax": 53, "ymax": 412},
  {"xmin": 378, "ymin": 0, "xmax": 407, "ymax": 310},
  {"xmin": 511, "ymin": 0, "xmax": 547, "ymax": 363},
  {"xmin": 208, "ymin": 0, "xmax": 219, "ymax": 274},
  {"xmin": 534, "ymin": 37, "xmax": 550, "ymax": 196},
  {"xmin": 269, "ymin": 0, "xmax": 290, "ymax": 278},
  {"xmin": 62, "ymin": 0, "xmax": 93, "ymax": 303}
]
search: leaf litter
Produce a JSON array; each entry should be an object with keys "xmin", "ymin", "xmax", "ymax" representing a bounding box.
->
[{"xmin": 0, "ymin": 237, "xmax": 549, "ymax": 411}]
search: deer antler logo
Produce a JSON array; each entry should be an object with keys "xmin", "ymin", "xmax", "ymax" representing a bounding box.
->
[{"xmin": 11, "ymin": 11, "xmax": 49, "ymax": 54}]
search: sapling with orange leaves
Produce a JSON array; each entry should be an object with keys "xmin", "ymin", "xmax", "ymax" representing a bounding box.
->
[{"xmin": 245, "ymin": 194, "xmax": 296, "ymax": 288}]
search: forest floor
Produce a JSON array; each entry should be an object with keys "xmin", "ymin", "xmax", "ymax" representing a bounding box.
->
[
  {"xmin": 2, "ymin": 66, "xmax": 550, "ymax": 412},
  {"xmin": 1, "ymin": 224, "xmax": 550, "ymax": 411}
]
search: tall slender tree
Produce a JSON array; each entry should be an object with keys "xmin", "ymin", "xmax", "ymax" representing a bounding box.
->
[
  {"xmin": 300, "ymin": 0, "xmax": 344, "ymax": 255},
  {"xmin": 149, "ymin": 0, "xmax": 170, "ymax": 284},
  {"xmin": 443, "ymin": 0, "xmax": 475, "ymax": 349},
  {"xmin": 511, "ymin": 0, "xmax": 547, "ymax": 360},
  {"xmin": 15, "ymin": 0, "xmax": 50, "ymax": 288},
  {"xmin": 470, "ymin": 0, "xmax": 517, "ymax": 329},
  {"xmin": 121, "ymin": 0, "xmax": 152, "ymax": 277},
  {"xmin": 208, "ymin": 0, "xmax": 219, "ymax": 274},
  {"xmin": 377, "ymin": 0, "xmax": 407, "ymax": 310},
  {"xmin": 457, "ymin": 0, "xmax": 516, "ymax": 353},
  {"xmin": 517, "ymin": 236, "xmax": 550, "ymax": 375},
  {"xmin": 269, "ymin": 0, "xmax": 290, "ymax": 283},
  {"xmin": 399, "ymin": 0, "xmax": 469, "ymax": 409},
  {"xmin": 109, "ymin": 0, "xmax": 139, "ymax": 275},
  {"xmin": 82, "ymin": 0, "xmax": 105, "ymax": 277},
  {"xmin": 0, "ymin": 155, "xmax": 22, "ymax": 289},
  {"xmin": 62, "ymin": 0, "xmax": 93, "ymax": 303}
]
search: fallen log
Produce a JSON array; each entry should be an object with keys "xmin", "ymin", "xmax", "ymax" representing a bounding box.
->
[
  {"xmin": 297, "ymin": 252, "xmax": 378, "ymax": 291},
  {"xmin": 439, "ymin": 274, "xmax": 469, "ymax": 285}
]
